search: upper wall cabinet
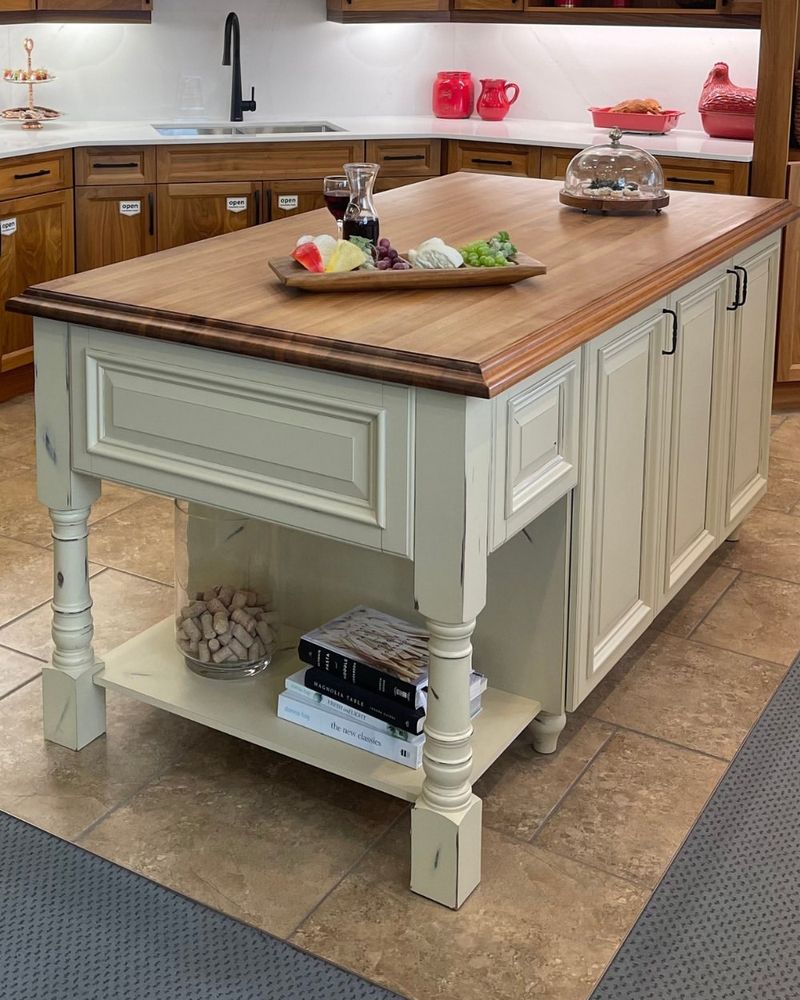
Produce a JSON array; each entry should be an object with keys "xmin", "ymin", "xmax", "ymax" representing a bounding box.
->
[
  {"xmin": 327, "ymin": 0, "xmax": 759, "ymax": 25},
  {"xmin": 0, "ymin": 0, "xmax": 151, "ymax": 24}
]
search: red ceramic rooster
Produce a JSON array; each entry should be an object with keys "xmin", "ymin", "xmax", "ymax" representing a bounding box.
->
[{"xmin": 698, "ymin": 62, "xmax": 757, "ymax": 140}]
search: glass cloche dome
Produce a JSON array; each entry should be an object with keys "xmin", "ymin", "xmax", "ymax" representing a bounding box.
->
[{"xmin": 559, "ymin": 129, "xmax": 669, "ymax": 215}]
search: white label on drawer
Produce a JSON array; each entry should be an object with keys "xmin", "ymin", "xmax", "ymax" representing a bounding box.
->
[
  {"xmin": 278, "ymin": 195, "xmax": 299, "ymax": 211},
  {"xmin": 227, "ymin": 197, "xmax": 248, "ymax": 213},
  {"xmin": 1, "ymin": 218, "xmax": 17, "ymax": 237},
  {"xmin": 119, "ymin": 201, "xmax": 141, "ymax": 217}
]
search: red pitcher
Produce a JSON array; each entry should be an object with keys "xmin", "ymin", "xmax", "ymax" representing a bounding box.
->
[
  {"xmin": 476, "ymin": 78, "xmax": 520, "ymax": 122},
  {"xmin": 433, "ymin": 71, "xmax": 474, "ymax": 120}
]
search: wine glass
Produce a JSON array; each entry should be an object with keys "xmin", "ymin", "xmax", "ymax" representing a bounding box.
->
[{"xmin": 323, "ymin": 175, "xmax": 350, "ymax": 240}]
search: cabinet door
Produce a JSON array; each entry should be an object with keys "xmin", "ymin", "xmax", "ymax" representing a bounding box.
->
[
  {"xmin": 568, "ymin": 308, "xmax": 664, "ymax": 709},
  {"xmin": 36, "ymin": 1, "xmax": 151, "ymax": 10},
  {"xmin": 0, "ymin": 188, "xmax": 74, "ymax": 373},
  {"xmin": 658, "ymin": 268, "xmax": 729, "ymax": 605},
  {"xmin": 453, "ymin": 0, "xmax": 522, "ymax": 11},
  {"xmin": 76, "ymin": 186, "xmax": 157, "ymax": 271},
  {"xmin": 327, "ymin": 0, "xmax": 447, "ymax": 10},
  {"xmin": 776, "ymin": 163, "xmax": 800, "ymax": 383},
  {"xmin": 266, "ymin": 180, "xmax": 326, "ymax": 222},
  {"xmin": 157, "ymin": 182, "xmax": 261, "ymax": 251},
  {"xmin": 723, "ymin": 236, "xmax": 780, "ymax": 529}
]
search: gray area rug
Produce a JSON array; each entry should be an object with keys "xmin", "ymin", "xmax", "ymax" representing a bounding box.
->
[
  {"xmin": 590, "ymin": 653, "xmax": 800, "ymax": 1000},
  {"xmin": 0, "ymin": 811, "xmax": 405, "ymax": 1000}
]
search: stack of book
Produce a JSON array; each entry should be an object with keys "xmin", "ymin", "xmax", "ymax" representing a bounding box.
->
[{"xmin": 277, "ymin": 606, "xmax": 486, "ymax": 769}]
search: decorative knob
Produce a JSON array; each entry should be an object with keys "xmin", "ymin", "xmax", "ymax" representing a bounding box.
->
[{"xmin": 609, "ymin": 128, "xmax": 623, "ymax": 146}]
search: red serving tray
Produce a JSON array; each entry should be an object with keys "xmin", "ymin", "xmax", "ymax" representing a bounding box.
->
[{"xmin": 588, "ymin": 107, "xmax": 684, "ymax": 134}]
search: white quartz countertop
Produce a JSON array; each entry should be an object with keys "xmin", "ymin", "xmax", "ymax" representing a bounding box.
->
[{"xmin": 0, "ymin": 114, "xmax": 753, "ymax": 163}]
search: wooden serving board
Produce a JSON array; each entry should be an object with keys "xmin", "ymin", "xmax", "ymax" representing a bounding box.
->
[{"xmin": 269, "ymin": 252, "xmax": 546, "ymax": 292}]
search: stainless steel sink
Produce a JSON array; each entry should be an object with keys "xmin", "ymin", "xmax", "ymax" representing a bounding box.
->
[{"xmin": 153, "ymin": 122, "xmax": 346, "ymax": 137}]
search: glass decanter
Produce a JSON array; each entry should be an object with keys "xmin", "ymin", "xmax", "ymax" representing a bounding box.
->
[{"xmin": 342, "ymin": 162, "xmax": 380, "ymax": 244}]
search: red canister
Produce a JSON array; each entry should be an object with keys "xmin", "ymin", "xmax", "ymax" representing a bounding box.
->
[{"xmin": 433, "ymin": 71, "xmax": 474, "ymax": 119}]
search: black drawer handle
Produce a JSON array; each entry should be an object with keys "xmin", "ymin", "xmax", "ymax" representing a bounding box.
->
[
  {"xmin": 733, "ymin": 265, "xmax": 749, "ymax": 307},
  {"xmin": 471, "ymin": 158, "xmax": 514, "ymax": 166},
  {"xmin": 726, "ymin": 268, "xmax": 742, "ymax": 310},
  {"xmin": 254, "ymin": 188, "xmax": 261, "ymax": 225},
  {"xmin": 666, "ymin": 176, "xmax": 715, "ymax": 186},
  {"xmin": 662, "ymin": 309, "xmax": 678, "ymax": 355},
  {"xmin": 148, "ymin": 192, "xmax": 155, "ymax": 237},
  {"xmin": 383, "ymin": 154, "xmax": 426, "ymax": 161},
  {"xmin": 92, "ymin": 162, "xmax": 139, "ymax": 170},
  {"xmin": 14, "ymin": 168, "xmax": 50, "ymax": 180}
]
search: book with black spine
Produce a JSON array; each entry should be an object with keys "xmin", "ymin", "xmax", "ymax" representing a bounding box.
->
[
  {"xmin": 304, "ymin": 666, "xmax": 426, "ymax": 734},
  {"xmin": 298, "ymin": 606, "xmax": 430, "ymax": 709}
]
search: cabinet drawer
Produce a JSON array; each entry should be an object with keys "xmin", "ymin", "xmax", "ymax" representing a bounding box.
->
[
  {"xmin": 75, "ymin": 146, "xmax": 156, "ymax": 186},
  {"xmin": 659, "ymin": 156, "xmax": 750, "ymax": 195},
  {"xmin": 365, "ymin": 139, "xmax": 441, "ymax": 177},
  {"xmin": 447, "ymin": 140, "xmax": 538, "ymax": 177},
  {"xmin": 0, "ymin": 150, "xmax": 72, "ymax": 199},
  {"xmin": 156, "ymin": 141, "xmax": 367, "ymax": 183},
  {"xmin": 491, "ymin": 350, "xmax": 579, "ymax": 549},
  {"xmin": 69, "ymin": 329, "xmax": 414, "ymax": 556}
]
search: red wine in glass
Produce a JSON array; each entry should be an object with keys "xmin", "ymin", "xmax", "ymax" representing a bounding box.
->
[
  {"xmin": 324, "ymin": 192, "xmax": 349, "ymax": 221},
  {"xmin": 343, "ymin": 216, "xmax": 380, "ymax": 244}
]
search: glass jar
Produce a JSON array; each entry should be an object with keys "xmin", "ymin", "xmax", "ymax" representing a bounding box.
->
[
  {"xmin": 174, "ymin": 501, "xmax": 279, "ymax": 680},
  {"xmin": 342, "ymin": 162, "xmax": 380, "ymax": 244},
  {"xmin": 559, "ymin": 129, "xmax": 669, "ymax": 215}
]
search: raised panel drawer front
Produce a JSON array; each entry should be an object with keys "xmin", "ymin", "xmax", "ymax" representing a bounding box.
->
[
  {"xmin": 156, "ymin": 141, "xmax": 367, "ymax": 183},
  {"xmin": 69, "ymin": 329, "xmax": 414, "ymax": 556},
  {"xmin": 0, "ymin": 150, "xmax": 72, "ymax": 199},
  {"xmin": 447, "ymin": 141, "xmax": 539, "ymax": 177},
  {"xmin": 75, "ymin": 146, "xmax": 156, "ymax": 186},
  {"xmin": 365, "ymin": 139, "xmax": 441, "ymax": 177},
  {"xmin": 491, "ymin": 350, "xmax": 579, "ymax": 549}
]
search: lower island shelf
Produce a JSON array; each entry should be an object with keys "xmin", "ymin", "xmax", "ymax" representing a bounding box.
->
[{"xmin": 95, "ymin": 617, "xmax": 541, "ymax": 802}]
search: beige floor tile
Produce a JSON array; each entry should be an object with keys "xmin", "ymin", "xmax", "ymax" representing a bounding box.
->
[
  {"xmin": 0, "ymin": 645, "xmax": 42, "ymax": 697},
  {"xmin": 535, "ymin": 730, "xmax": 725, "ymax": 888},
  {"xmin": 771, "ymin": 413, "xmax": 787, "ymax": 433},
  {"xmin": 0, "ymin": 536, "xmax": 64, "ymax": 627},
  {"xmin": 715, "ymin": 507, "xmax": 800, "ymax": 584},
  {"xmin": 0, "ymin": 457, "xmax": 31, "ymax": 482},
  {"xmin": 475, "ymin": 714, "xmax": 614, "ymax": 841},
  {"xmin": 87, "ymin": 495, "xmax": 175, "ymax": 585},
  {"xmin": 651, "ymin": 562, "xmax": 739, "ymax": 638},
  {"xmin": 0, "ymin": 568, "xmax": 173, "ymax": 661},
  {"xmin": 692, "ymin": 571, "xmax": 800, "ymax": 666},
  {"xmin": 592, "ymin": 632, "xmax": 784, "ymax": 759},
  {"xmin": 769, "ymin": 415, "xmax": 800, "ymax": 464},
  {"xmin": 0, "ymin": 468, "xmax": 145, "ymax": 548},
  {"xmin": 0, "ymin": 399, "xmax": 36, "ymax": 465},
  {"xmin": 80, "ymin": 733, "xmax": 407, "ymax": 939},
  {"xmin": 292, "ymin": 818, "xmax": 648, "ymax": 1000},
  {"xmin": 760, "ymin": 457, "xmax": 800, "ymax": 515},
  {"xmin": 0, "ymin": 681, "xmax": 203, "ymax": 840}
]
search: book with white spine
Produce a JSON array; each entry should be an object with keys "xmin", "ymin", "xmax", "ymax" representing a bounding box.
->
[{"xmin": 277, "ymin": 691, "xmax": 424, "ymax": 768}]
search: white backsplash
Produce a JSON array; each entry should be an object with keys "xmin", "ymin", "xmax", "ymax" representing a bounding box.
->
[{"xmin": 0, "ymin": 0, "xmax": 759, "ymax": 131}]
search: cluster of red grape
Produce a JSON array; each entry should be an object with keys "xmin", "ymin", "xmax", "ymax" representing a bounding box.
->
[{"xmin": 376, "ymin": 238, "xmax": 411, "ymax": 271}]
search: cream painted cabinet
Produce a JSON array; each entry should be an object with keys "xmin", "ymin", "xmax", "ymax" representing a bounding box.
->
[
  {"xmin": 722, "ymin": 236, "xmax": 780, "ymax": 530},
  {"xmin": 569, "ymin": 306, "xmax": 665, "ymax": 707},
  {"xmin": 657, "ymin": 266, "xmax": 730, "ymax": 606}
]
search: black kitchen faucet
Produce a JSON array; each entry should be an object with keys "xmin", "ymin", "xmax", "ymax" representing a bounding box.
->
[{"xmin": 223, "ymin": 11, "xmax": 256, "ymax": 123}]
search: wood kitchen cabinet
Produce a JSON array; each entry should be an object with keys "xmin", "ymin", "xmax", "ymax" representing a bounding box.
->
[
  {"xmin": 446, "ymin": 140, "xmax": 540, "ymax": 177},
  {"xmin": 0, "ymin": 0, "xmax": 151, "ymax": 21},
  {"xmin": 76, "ymin": 186, "xmax": 156, "ymax": 271},
  {"xmin": 327, "ymin": 0, "xmax": 449, "ymax": 18},
  {"xmin": 0, "ymin": 188, "xmax": 74, "ymax": 375},
  {"xmin": 157, "ymin": 182, "xmax": 262, "ymax": 251}
]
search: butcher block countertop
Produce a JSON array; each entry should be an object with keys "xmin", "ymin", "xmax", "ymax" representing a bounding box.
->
[{"xmin": 11, "ymin": 174, "xmax": 797, "ymax": 398}]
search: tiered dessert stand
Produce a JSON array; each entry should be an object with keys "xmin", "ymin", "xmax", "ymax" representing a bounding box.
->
[{"xmin": 2, "ymin": 38, "xmax": 60, "ymax": 130}]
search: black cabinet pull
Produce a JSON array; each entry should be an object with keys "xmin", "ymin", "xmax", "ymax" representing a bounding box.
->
[
  {"xmin": 472, "ymin": 158, "xmax": 514, "ymax": 167},
  {"xmin": 734, "ymin": 265, "xmax": 749, "ymax": 307},
  {"xmin": 254, "ymin": 189, "xmax": 261, "ymax": 225},
  {"xmin": 662, "ymin": 309, "xmax": 678, "ymax": 355},
  {"xmin": 14, "ymin": 168, "xmax": 50, "ymax": 180},
  {"xmin": 666, "ymin": 176, "xmax": 715, "ymax": 186},
  {"xmin": 92, "ymin": 162, "xmax": 139, "ymax": 170},
  {"xmin": 147, "ymin": 192, "xmax": 155, "ymax": 237},
  {"xmin": 383, "ymin": 154, "xmax": 426, "ymax": 161},
  {"xmin": 726, "ymin": 268, "xmax": 742, "ymax": 311}
]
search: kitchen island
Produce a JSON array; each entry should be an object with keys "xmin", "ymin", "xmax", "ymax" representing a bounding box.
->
[{"xmin": 11, "ymin": 173, "xmax": 796, "ymax": 909}]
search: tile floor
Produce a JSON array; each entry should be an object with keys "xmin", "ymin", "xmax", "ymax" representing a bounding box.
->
[{"xmin": 2, "ymin": 391, "xmax": 800, "ymax": 1000}]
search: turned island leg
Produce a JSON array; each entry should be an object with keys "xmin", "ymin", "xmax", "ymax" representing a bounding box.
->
[
  {"xmin": 530, "ymin": 710, "xmax": 567, "ymax": 755},
  {"xmin": 411, "ymin": 391, "xmax": 490, "ymax": 909},
  {"xmin": 34, "ymin": 318, "xmax": 105, "ymax": 750}
]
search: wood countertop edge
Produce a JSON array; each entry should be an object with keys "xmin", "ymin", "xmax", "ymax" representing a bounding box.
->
[
  {"xmin": 10, "ymin": 198, "xmax": 797, "ymax": 400},
  {"xmin": 481, "ymin": 199, "xmax": 800, "ymax": 395},
  {"xmin": 8, "ymin": 289, "xmax": 492, "ymax": 398}
]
